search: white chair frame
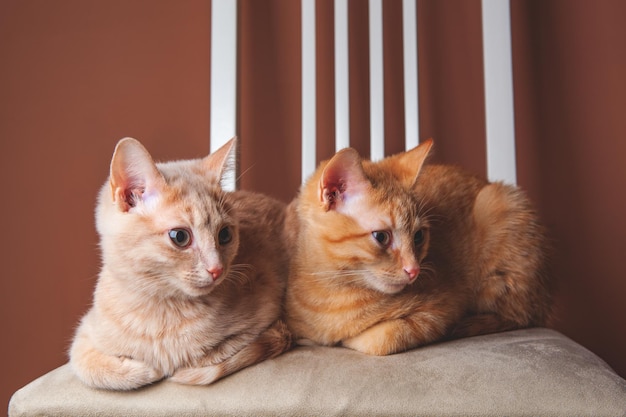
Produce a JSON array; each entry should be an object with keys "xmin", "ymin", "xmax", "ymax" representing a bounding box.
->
[{"xmin": 209, "ymin": 0, "xmax": 517, "ymax": 188}]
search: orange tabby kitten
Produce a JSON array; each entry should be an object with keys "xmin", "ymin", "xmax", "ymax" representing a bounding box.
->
[
  {"xmin": 70, "ymin": 138, "xmax": 292, "ymax": 390},
  {"xmin": 285, "ymin": 139, "xmax": 552, "ymax": 355}
]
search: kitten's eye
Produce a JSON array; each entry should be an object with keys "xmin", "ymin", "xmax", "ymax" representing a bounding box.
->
[
  {"xmin": 218, "ymin": 226, "xmax": 233, "ymax": 245},
  {"xmin": 372, "ymin": 231, "xmax": 391, "ymax": 247},
  {"xmin": 169, "ymin": 228, "xmax": 192, "ymax": 248},
  {"xmin": 414, "ymin": 229, "xmax": 426, "ymax": 246}
]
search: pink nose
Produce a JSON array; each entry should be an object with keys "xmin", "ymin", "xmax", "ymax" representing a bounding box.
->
[
  {"xmin": 208, "ymin": 267, "xmax": 224, "ymax": 280},
  {"xmin": 404, "ymin": 265, "xmax": 420, "ymax": 281}
]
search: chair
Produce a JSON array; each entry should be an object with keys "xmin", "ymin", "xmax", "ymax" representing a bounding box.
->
[
  {"xmin": 212, "ymin": 0, "xmax": 517, "ymax": 186},
  {"xmin": 9, "ymin": 1, "xmax": 626, "ymax": 416}
]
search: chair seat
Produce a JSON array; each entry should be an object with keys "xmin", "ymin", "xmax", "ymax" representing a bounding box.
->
[{"xmin": 9, "ymin": 328, "xmax": 626, "ymax": 417}]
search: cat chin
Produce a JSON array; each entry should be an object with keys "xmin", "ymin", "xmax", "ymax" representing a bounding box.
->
[
  {"xmin": 180, "ymin": 285, "xmax": 218, "ymax": 298},
  {"xmin": 178, "ymin": 279, "xmax": 222, "ymax": 298},
  {"xmin": 377, "ymin": 283, "xmax": 408, "ymax": 295},
  {"xmin": 364, "ymin": 275, "xmax": 409, "ymax": 295}
]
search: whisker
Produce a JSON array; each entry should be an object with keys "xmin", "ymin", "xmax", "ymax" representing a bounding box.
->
[
  {"xmin": 307, "ymin": 270, "xmax": 372, "ymax": 281},
  {"xmin": 236, "ymin": 164, "xmax": 256, "ymax": 183},
  {"xmin": 299, "ymin": 273, "xmax": 366, "ymax": 286},
  {"xmin": 303, "ymin": 268, "xmax": 412, "ymax": 287},
  {"xmin": 224, "ymin": 263, "xmax": 255, "ymax": 286},
  {"xmin": 217, "ymin": 192, "xmax": 232, "ymax": 215},
  {"xmin": 308, "ymin": 269, "xmax": 370, "ymax": 276},
  {"xmin": 417, "ymin": 262, "xmax": 437, "ymax": 282},
  {"xmin": 231, "ymin": 263, "xmax": 255, "ymax": 273}
]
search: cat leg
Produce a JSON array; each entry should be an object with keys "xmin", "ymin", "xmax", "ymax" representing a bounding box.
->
[
  {"xmin": 448, "ymin": 313, "xmax": 522, "ymax": 339},
  {"xmin": 170, "ymin": 320, "xmax": 293, "ymax": 385},
  {"xmin": 342, "ymin": 313, "xmax": 447, "ymax": 356},
  {"xmin": 295, "ymin": 337, "xmax": 320, "ymax": 347},
  {"xmin": 70, "ymin": 325, "xmax": 164, "ymax": 390}
]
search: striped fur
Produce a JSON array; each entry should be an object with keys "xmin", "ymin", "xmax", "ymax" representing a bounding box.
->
[{"xmin": 285, "ymin": 140, "xmax": 552, "ymax": 355}]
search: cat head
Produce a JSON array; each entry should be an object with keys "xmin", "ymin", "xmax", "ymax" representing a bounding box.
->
[
  {"xmin": 96, "ymin": 137, "xmax": 240, "ymax": 298},
  {"xmin": 300, "ymin": 140, "xmax": 433, "ymax": 294},
  {"xmin": 373, "ymin": 138, "xmax": 434, "ymax": 188}
]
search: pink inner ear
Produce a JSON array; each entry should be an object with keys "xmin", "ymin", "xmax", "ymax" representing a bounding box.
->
[
  {"xmin": 111, "ymin": 167, "xmax": 148, "ymax": 210},
  {"xmin": 320, "ymin": 161, "xmax": 349, "ymax": 210},
  {"xmin": 117, "ymin": 173, "xmax": 161, "ymax": 211},
  {"xmin": 321, "ymin": 181, "xmax": 344, "ymax": 208},
  {"xmin": 320, "ymin": 148, "xmax": 370, "ymax": 211},
  {"xmin": 123, "ymin": 188, "xmax": 142, "ymax": 208},
  {"xmin": 109, "ymin": 138, "xmax": 164, "ymax": 212},
  {"xmin": 322, "ymin": 163, "xmax": 346, "ymax": 193}
]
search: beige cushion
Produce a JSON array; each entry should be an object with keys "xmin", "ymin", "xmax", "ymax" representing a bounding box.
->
[{"xmin": 9, "ymin": 328, "xmax": 626, "ymax": 416}]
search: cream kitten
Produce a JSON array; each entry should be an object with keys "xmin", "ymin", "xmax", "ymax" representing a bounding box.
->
[{"xmin": 70, "ymin": 137, "xmax": 292, "ymax": 390}]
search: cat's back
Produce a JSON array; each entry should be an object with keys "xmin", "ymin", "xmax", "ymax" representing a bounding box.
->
[
  {"xmin": 227, "ymin": 190, "xmax": 286, "ymax": 244},
  {"xmin": 415, "ymin": 164, "xmax": 487, "ymax": 211},
  {"xmin": 226, "ymin": 190, "xmax": 290, "ymax": 284}
]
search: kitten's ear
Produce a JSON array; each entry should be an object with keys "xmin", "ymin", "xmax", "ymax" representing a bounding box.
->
[
  {"xmin": 392, "ymin": 138, "xmax": 434, "ymax": 187},
  {"xmin": 319, "ymin": 148, "xmax": 371, "ymax": 212},
  {"xmin": 109, "ymin": 137, "xmax": 166, "ymax": 213},
  {"xmin": 202, "ymin": 137, "xmax": 237, "ymax": 182}
]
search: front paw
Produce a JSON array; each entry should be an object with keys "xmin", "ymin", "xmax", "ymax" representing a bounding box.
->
[
  {"xmin": 112, "ymin": 356, "xmax": 164, "ymax": 390},
  {"xmin": 341, "ymin": 319, "xmax": 417, "ymax": 356},
  {"xmin": 72, "ymin": 355, "xmax": 164, "ymax": 390},
  {"xmin": 342, "ymin": 330, "xmax": 395, "ymax": 356}
]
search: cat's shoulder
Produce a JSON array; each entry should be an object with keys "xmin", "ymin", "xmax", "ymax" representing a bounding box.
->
[
  {"xmin": 419, "ymin": 163, "xmax": 484, "ymax": 183},
  {"xmin": 228, "ymin": 190, "xmax": 285, "ymax": 212},
  {"xmin": 226, "ymin": 190, "xmax": 287, "ymax": 231},
  {"xmin": 228, "ymin": 190, "xmax": 291, "ymax": 266},
  {"xmin": 417, "ymin": 164, "xmax": 486, "ymax": 193}
]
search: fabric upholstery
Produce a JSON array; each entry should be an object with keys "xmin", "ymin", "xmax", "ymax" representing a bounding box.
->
[{"xmin": 9, "ymin": 328, "xmax": 626, "ymax": 416}]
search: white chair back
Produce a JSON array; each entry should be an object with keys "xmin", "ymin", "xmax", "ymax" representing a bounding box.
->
[{"xmin": 210, "ymin": 0, "xmax": 517, "ymax": 188}]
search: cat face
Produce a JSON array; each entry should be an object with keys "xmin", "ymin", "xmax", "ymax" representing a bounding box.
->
[
  {"xmin": 97, "ymin": 138, "xmax": 240, "ymax": 298},
  {"xmin": 304, "ymin": 141, "xmax": 433, "ymax": 294},
  {"xmin": 322, "ymin": 183, "xmax": 430, "ymax": 295}
]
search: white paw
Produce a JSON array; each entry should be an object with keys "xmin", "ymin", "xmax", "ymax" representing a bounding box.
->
[
  {"xmin": 342, "ymin": 330, "xmax": 395, "ymax": 356},
  {"xmin": 72, "ymin": 355, "xmax": 163, "ymax": 390},
  {"xmin": 115, "ymin": 356, "xmax": 164, "ymax": 389}
]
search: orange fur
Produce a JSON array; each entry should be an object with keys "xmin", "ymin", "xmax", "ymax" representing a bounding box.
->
[
  {"xmin": 285, "ymin": 140, "xmax": 552, "ymax": 355},
  {"xmin": 70, "ymin": 138, "xmax": 292, "ymax": 390}
]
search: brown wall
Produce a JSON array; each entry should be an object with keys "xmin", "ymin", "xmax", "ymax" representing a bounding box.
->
[
  {"xmin": 0, "ymin": 0, "xmax": 214, "ymax": 410},
  {"xmin": 513, "ymin": 0, "xmax": 626, "ymax": 378},
  {"xmin": 2, "ymin": 0, "xmax": 625, "ymax": 411}
]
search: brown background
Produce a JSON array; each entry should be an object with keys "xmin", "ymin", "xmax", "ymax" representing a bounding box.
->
[{"xmin": 2, "ymin": 0, "xmax": 625, "ymax": 411}]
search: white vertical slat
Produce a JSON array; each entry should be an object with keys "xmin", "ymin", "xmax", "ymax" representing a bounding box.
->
[
  {"xmin": 334, "ymin": 0, "xmax": 350, "ymax": 152},
  {"xmin": 402, "ymin": 0, "xmax": 419, "ymax": 151},
  {"xmin": 210, "ymin": 0, "xmax": 238, "ymax": 190},
  {"xmin": 482, "ymin": 0, "xmax": 517, "ymax": 185},
  {"xmin": 369, "ymin": 0, "xmax": 384, "ymax": 160},
  {"xmin": 302, "ymin": 0, "xmax": 316, "ymax": 182}
]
